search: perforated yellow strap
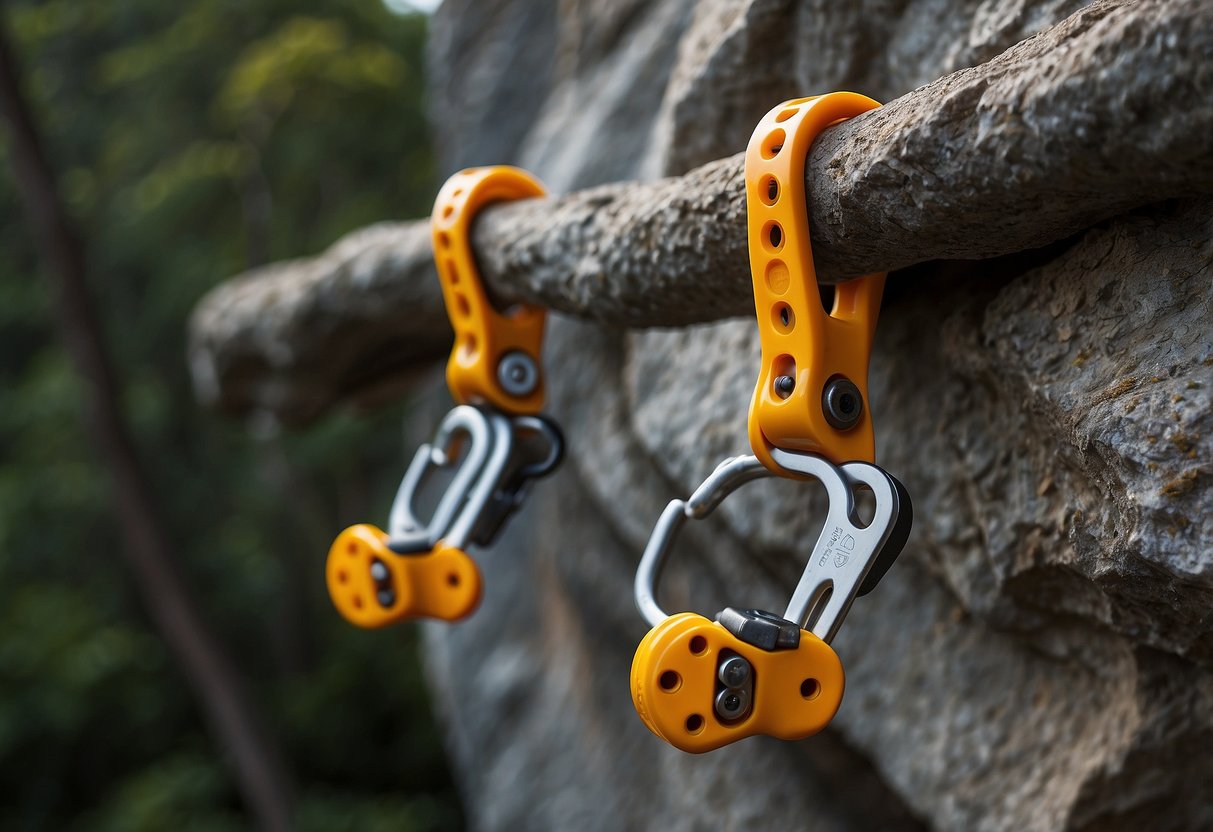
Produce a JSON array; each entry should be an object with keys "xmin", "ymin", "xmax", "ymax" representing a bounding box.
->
[
  {"xmin": 745, "ymin": 93, "xmax": 887, "ymax": 468},
  {"xmin": 432, "ymin": 166, "xmax": 548, "ymax": 415}
]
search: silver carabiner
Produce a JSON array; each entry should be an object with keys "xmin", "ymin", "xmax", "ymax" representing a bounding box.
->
[
  {"xmin": 634, "ymin": 450, "xmax": 911, "ymax": 644},
  {"xmin": 387, "ymin": 404, "xmax": 496, "ymax": 553},
  {"xmin": 386, "ymin": 405, "xmax": 565, "ymax": 555}
]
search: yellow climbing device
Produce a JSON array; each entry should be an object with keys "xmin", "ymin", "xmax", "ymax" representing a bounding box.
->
[
  {"xmin": 325, "ymin": 167, "xmax": 562, "ymax": 627},
  {"xmin": 628, "ymin": 95, "xmax": 913, "ymax": 754},
  {"xmin": 433, "ymin": 166, "xmax": 548, "ymax": 415}
]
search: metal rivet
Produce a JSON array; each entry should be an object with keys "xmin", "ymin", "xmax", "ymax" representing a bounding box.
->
[
  {"xmin": 370, "ymin": 559, "xmax": 389, "ymax": 584},
  {"xmin": 775, "ymin": 375, "xmax": 795, "ymax": 398},
  {"xmin": 497, "ymin": 351, "xmax": 538, "ymax": 397},
  {"xmin": 717, "ymin": 655, "xmax": 752, "ymax": 688},
  {"xmin": 714, "ymin": 685, "xmax": 752, "ymax": 722}
]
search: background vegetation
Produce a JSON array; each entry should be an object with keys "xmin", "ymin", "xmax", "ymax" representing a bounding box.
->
[{"xmin": 0, "ymin": 1, "xmax": 460, "ymax": 828}]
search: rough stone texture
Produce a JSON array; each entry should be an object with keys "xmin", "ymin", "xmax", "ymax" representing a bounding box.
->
[
  {"xmin": 190, "ymin": 0, "xmax": 1213, "ymax": 829},
  {"xmin": 481, "ymin": 0, "xmax": 1213, "ymax": 311},
  {"xmin": 188, "ymin": 0, "xmax": 1213, "ymax": 424},
  {"xmin": 426, "ymin": 0, "xmax": 558, "ymax": 172},
  {"xmin": 189, "ymin": 221, "xmax": 449, "ymax": 424}
]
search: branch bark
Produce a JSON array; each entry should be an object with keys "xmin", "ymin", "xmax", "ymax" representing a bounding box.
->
[
  {"xmin": 190, "ymin": 0, "xmax": 1213, "ymax": 424},
  {"xmin": 0, "ymin": 23, "xmax": 296, "ymax": 831}
]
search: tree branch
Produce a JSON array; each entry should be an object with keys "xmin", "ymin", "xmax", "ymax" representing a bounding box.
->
[
  {"xmin": 190, "ymin": 0, "xmax": 1213, "ymax": 423},
  {"xmin": 190, "ymin": 220, "xmax": 449, "ymax": 423},
  {"xmin": 0, "ymin": 22, "xmax": 296, "ymax": 831}
]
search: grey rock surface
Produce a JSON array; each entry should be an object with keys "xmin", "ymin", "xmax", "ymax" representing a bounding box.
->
[
  {"xmin": 423, "ymin": 1, "xmax": 1213, "ymax": 828},
  {"xmin": 192, "ymin": 0, "xmax": 1213, "ymax": 829}
]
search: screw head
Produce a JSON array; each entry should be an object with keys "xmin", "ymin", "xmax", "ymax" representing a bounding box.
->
[
  {"xmin": 497, "ymin": 351, "xmax": 539, "ymax": 397},
  {"xmin": 822, "ymin": 376, "xmax": 863, "ymax": 430},
  {"xmin": 370, "ymin": 559, "xmax": 389, "ymax": 584},
  {"xmin": 774, "ymin": 375, "xmax": 795, "ymax": 399},
  {"xmin": 718, "ymin": 655, "xmax": 752, "ymax": 688},
  {"xmin": 714, "ymin": 685, "xmax": 752, "ymax": 722}
]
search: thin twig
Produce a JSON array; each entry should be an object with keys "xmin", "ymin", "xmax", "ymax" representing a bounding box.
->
[{"xmin": 0, "ymin": 22, "xmax": 296, "ymax": 831}]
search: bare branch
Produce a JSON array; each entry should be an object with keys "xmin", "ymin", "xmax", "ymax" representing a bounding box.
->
[
  {"xmin": 190, "ymin": 0, "xmax": 1213, "ymax": 423},
  {"xmin": 190, "ymin": 221, "xmax": 448, "ymax": 423},
  {"xmin": 0, "ymin": 22, "xmax": 296, "ymax": 831}
]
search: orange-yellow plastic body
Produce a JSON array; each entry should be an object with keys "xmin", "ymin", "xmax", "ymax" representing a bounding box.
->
[
  {"xmin": 432, "ymin": 166, "xmax": 547, "ymax": 415},
  {"xmin": 630, "ymin": 612, "xmax": 844, "ymax": 753},
  {"xmin": 326, "ymin": 524, "xmax": 482, "ymax": 627},
  {"xmin": 746, "ymin": 93, "xmax": 887, "ymax": 469}
]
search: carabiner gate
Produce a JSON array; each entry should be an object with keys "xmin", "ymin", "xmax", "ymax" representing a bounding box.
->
[
  {"xmin": 387, "ymin": 405, "xmax": 497, "ymax": 554},
  {"xmin": 467, "ymin": 414, "xmax": 564, "ymax": 548}
]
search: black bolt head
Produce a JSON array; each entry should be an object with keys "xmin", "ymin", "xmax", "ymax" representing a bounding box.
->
[{"xmin": 822, "ymin": 376, "xmax": 863, "ymax": 430}]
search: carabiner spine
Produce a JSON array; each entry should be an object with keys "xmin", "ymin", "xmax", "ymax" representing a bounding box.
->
[{"xmin": 388, "ymin": 405, "xmax": 494, "ymax": 551}]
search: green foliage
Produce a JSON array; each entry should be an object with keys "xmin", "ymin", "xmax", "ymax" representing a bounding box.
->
[{"xmin": 0, "ymin": 0, "xmax": 459, "ymax": 827}]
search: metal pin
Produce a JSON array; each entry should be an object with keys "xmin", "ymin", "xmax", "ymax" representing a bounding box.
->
[
  {"xmin": 718, "ymin": 655, "xmax": 752, "ymax": 688},
  {"xmin": 370, "ymin": 559, "xmax": 389, "ymax": 584},
  {"xmin": 714, "ymin": 686, "xmax": 752, "ymax": 722},
  {"xmin": 497, "ymin": 351, "xmax": 539, "ymax": 397}
]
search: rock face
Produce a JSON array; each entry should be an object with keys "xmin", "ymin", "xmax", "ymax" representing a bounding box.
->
[
  {"xmin": 418, "ymin": 2, "xmax": 1213, "ymax": 830},
  {"xmin": 187, "ymin": 0, "xmax": 1213, "ymax": 829}
]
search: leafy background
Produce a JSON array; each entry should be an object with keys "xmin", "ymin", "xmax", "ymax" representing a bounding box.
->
[{"xmin": 0, "ymin": 1, "xmax": 461, "ymax": 828}]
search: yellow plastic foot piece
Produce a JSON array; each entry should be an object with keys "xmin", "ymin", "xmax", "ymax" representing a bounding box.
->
[
  {"xmin": 325, "ymin": 524, "xmax": 482, "ymax": 627},
  {"xmin": 630, "ymin": 612, "xmax": 844, "ymax": 754}
]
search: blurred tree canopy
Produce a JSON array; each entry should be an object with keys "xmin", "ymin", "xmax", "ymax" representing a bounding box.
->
[{"xmin": 0, "ymin": 1, "xmax": 459, "ymax": 829}]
